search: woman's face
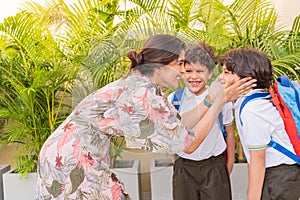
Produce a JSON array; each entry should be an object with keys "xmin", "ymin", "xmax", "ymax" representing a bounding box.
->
[
  {"xmin": 153, "ymin": 51, "xmax": 185, "ymax": 89},
  {"xmin": 221, "ymin": 64, "xmax": 240, "ymax": 84},
  {"xmin": 157, "ymin": 58, "xmax": 184, "ymax": 89}
]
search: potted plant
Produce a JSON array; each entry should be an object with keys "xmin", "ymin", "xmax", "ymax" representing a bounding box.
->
[{"xmin": 0, "ymin": 11, "xmax": 79, "ymax": 199}]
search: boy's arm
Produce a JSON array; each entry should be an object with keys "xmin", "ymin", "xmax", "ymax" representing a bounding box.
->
[
  {"xmin": 247, "ymin": 149, "xmax": 266, "ymax": 200},
  {"xmin": 225, "ymin": 125, "xmax": 235, "ymax": 174}
]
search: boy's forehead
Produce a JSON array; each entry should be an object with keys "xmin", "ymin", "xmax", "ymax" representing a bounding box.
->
[{"xmin": 185, "ymin": 62, "xmax": 208, "ymax": 70}]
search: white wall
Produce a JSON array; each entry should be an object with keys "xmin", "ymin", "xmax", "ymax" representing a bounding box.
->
[{"xmin": 273, "ymin": 0, "xmax": 300, "ymax": 30}]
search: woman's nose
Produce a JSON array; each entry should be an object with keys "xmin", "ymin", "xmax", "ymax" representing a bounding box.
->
[{"xmin": 180, "ymin": 64, "xmax": 185, "ymax": 74}]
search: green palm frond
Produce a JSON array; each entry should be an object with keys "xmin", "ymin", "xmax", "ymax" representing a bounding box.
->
[{"xmin": 272, "ymin": 54, "xmax": 300, "ymax": 79}]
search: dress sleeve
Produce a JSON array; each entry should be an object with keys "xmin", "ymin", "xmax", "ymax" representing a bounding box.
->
[{"xmin": 116, "ymin": 84, "xmax": 194, "ymax": 154}]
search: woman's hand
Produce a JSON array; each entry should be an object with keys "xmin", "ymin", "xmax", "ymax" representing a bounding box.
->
[
  {"xmin": 208, "ymin": 76, "xmax": 226, "ymax": 103},
  {"xmin": 223, "ymin": 77, "xmax": 257, "ymax": 102}
]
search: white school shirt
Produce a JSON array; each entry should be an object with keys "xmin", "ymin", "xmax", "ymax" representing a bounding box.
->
[
  {"xmin": 168, "ymin": 87, "xmax": 233, "ymax": 161},
  {"xmin": 234, "ymin": 89, "xmax": 296, "ymax": 167}
]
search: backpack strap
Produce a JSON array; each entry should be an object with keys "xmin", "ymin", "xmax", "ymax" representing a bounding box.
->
[
  {"xmin": 268, "ymin": 139, "xmax": 300, "ymax": 165},
  {"xmin": 218, "ymin": 112, "xmax": 227, "ymax": 137},
  {"xmin": 171, "ymin": 88, "xmax": 185, "ymax": 112},
  {"xmin": 239, "ymin": 92, "xmax": 270, "ymax": 125},
  {"xmin": 239, "ymin": 91, "xmax": 300, "ymax": 165}
]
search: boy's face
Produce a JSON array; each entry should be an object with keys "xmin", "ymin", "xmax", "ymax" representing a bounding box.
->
[
  {"xmin": 221, "ymin": 64, "xmax": 240, "ymax": 84},
  {"xmin": 182, "ymin": 62, "xmax": 213, "ymax": 96}
]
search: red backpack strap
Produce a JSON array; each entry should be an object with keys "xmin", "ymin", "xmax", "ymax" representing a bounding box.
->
[
  {"xmin": 268, "ymin": 84, "xmax": 283, "ymax": 117},
  {"xmin": 269, "ymin": 82, "xmax": 300, "ymax": 156}
]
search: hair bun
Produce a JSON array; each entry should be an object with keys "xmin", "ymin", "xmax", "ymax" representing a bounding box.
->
[{"xmin": 127, "ymin": 50, "xmax": 144, "ymax": 69}]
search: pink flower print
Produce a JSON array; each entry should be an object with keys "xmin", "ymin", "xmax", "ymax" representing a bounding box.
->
[
  {"xmin": 134, "ymin": 88, "xmax": 149, "ymax": 106},
  {"xmin": 62, "ymin": 123, "xmax": 74, "ymax": 132},
  {"xmin": 121, "ymin": 104, "xmax": 133, "ymax": 115},
  {"xmin": 118, "ymin": 87, "xmax": 127, "ymax": 96},
  {"xmin": 111, "ymin": 183, "xmax": 121, "ymax": 200},
  {"xmin": 135, "ymin": 89, "xmax": 152, "ymax": 114},
  {"xmin": 61, "ymin": 184, "xmax": 66, "ymax": 192},
  {"xmin": 94, "ymin": 117, "xmax": 115, "ymax": 129},
  {"xmin": 75, "ymin": 109, "xmax": 81, "ymax": 115},
  {"xmin": 84, "ymin": 152, "xmax": 95, "ymax": 166},
  {"xmin": 57, "ymin": 123, "xmax": 77, "ymax": 153},
  {"xmin": 95, "ymin": 89, "xmax": 114, "ymax": 100},
  {"xmin": 153, "ymin": 103, "xmax": 169, "ymax": 117},
  {"xmin": 79, "ymin": 152, "xmax": 95, "ymax": 170},
  {"xmin": 146, "ymin": 103, "xmax": 170, "ymax": 123},
  {"xmin": 73, "ymin": 139, "xmax": 95, "ymax": 170},
  {"xmin": 72, "ymin": 138, "xmax": 81, "ymax": 158},
  {"xmin": 111, "ymin": 172, "xmax": 118, "ymax": 182},
  {"xmin": 55, "ymin": 154, "xmax": 63, "ymax": 168}
]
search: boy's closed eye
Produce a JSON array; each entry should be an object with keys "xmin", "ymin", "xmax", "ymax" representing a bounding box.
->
[{"xmin": 223, "ymin": 69, "xmax": 231, "ymax": 74}]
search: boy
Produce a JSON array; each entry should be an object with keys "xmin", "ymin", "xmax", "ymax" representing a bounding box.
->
[
  {"xmin": 168, "ymin": 43, "xmax": 235, "ymax": 200},
  {"xmin": 220, "ymin": 47, "xmax": 300, "ymax": 200}
]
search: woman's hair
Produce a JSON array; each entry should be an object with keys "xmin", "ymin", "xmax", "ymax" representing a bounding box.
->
[
  {"xmin": 219, "ymin": 47, "xmax": 273, "ymax": 89},
  {"xmin": 127, "ymin": 34, "xmax": 186, "ymax": 76},
  {"xmin": 184, "ymin": 42, "xmax": 217, "ymax": 72}
]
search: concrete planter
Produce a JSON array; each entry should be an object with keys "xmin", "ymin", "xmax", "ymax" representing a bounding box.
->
[
  {"xmin": 230, "ymin": 163, "xmax": 248, "ymax": 200},
  {"xmin": 111, "ymin": 159, "xmax": 142, "ymax": 200},
  {"xmin": 150, "ymin": 157, "xmax": 173, "ymax": 200},
  {"xmin": 2, "ymin": 169, "xmax": 37, "ymax": 200},
  {"xmin": 0, "ymin": 165, "xmax": 10, "ymax": 200}
]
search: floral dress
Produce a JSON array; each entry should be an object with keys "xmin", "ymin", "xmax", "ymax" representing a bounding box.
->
[{"xmin": 36, "ymin": 73, "xmax": 194, "ymax": 200}]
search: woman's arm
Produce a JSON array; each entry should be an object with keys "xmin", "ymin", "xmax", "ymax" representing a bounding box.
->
[
  {"xmin": 184, "ymin": 96, "xmax": 225, "ymax": 153},
  {"xmin": 247, "ymin": 149, "xmax": 266, "ymax": 200},
  {"xmin": 181, "ymin": 77, "xmax": 256, "ymax": 130},
  {"xmin": 183, "ymin": 77, "xmax": 256, "ymax": 153}
]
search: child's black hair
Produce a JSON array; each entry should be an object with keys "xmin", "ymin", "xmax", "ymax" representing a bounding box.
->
[
  {"xmin": 219, "ymin": 47, "xmax": 273, "ymax": 89},
  {"xmin": 184, "ymin": 42, "xmax": 217, "ymax": 72}
]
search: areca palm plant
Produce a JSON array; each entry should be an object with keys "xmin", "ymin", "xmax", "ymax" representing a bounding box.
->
[
  {"xmin": 0, "ymin": 0, "xmax": 299, "ymax": 175},
  {"xmin": 196, "ymin": 0, "xmax": 300, "ymax": 79},
  {"xmin": 0, "ymin": 11, "xmax": 79, "ymax": 176}
]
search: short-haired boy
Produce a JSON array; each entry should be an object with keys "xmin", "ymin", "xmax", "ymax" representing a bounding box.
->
[
  {"xmin": 220, "ymin": 47, "xmax": 300, "ymax": 200},
  {"xmin": 168, "ymin": 43, "xmax": 235, "ymax": 200}
]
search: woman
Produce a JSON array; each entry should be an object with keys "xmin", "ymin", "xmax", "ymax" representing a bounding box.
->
[{"xmin": 36, "ymin": 34, "xmax": 255, "ymax": 199}]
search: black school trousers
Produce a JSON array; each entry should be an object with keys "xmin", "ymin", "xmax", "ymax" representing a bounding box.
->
[
  {"xmin": 172, "ymin": 154, "xmax": 232, "ymax": 200},
  {"xmin": 261, "ymin": 164, "xmax": 300, "ymax": 200}
]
